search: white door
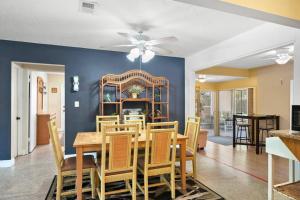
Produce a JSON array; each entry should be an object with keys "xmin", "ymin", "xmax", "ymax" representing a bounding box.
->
[{"xmin": 11, "ymin": 64, "xmax": 30, "ymax": 157}]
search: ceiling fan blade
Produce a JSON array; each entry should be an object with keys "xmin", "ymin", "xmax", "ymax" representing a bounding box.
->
[
  {"xmin": 113, "ymin": 44, "xmax": 136, "ymax": 47},
  {"xmin": 150, "ymin": 46, "xmax": 173, "ymax": 55},
  {"xmin": 146, "ymin": 36, "xmax": 178, "ymax": 46},
  {"xmin": 117, "ymin": 32, "xmax": 138, "ymax": 44}
]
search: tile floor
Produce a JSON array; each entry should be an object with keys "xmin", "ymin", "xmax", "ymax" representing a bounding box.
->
[{"xmin": 0, "ymin": 142, "xmax": 289, "ymax": 200}]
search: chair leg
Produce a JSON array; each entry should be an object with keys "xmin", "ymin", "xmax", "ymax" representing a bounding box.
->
[
  {"xmin": 101, "ymin": 178, "xmax": 105, "ymax": 200},
  {"xmin": 56, "ymin": 174, "xmax": 62, "ymax": 200},
  {"xmin": 144, "ymin": 174, "xmax": 149, "ymax": 200},
  {"xmin": 132, "ymin": 174, "xmax": 137, "ymax": 200},
  {"xmin": 171, "ymin": 170, "xmax": 175, "ymax": 199},
  {"xmin": 192, "ymin": 159, "xmax": 197, "ymax": 179},
  {"xmin": 90, "ymin": 168, "xmax": 95, "ymax": 199}
]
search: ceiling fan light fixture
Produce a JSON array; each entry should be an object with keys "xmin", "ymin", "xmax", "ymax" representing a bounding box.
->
[
  {"xmin": 127, "ymin": 53, "xmax": 136, "ymax": 62},
  {"xmin": 130, "ymin": 48, "xmax": 140, "ymax": 58},
  {"xmin": 142, "ymin": 50, "xmax": 155, "ymax": 63}
]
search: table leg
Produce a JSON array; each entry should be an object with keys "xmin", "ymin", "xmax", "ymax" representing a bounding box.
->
[
  {"xmin": 268, "ymin": 154, "xmax": 274, "ymax": 200},
  {"xmin": 251, "ymin": 118, "xmax": 255, "ymax": 145},
  {"xmin": 180, "ymin": 141, "xmax": 187, "ymax": 191},
  {"xmin": 233, "ymin": 115, "xmax": 236, "ymax": 148},
  {"xmin": 76, "ymin": 147, "xmax": 83, "ymax": 200},
  {"xmin": 276, "ymin": 116, "xmax": 280, "ymax": 130},
  {"xmin": 256, "ymin": 119, "xmax": 260, "ymax": 154}
]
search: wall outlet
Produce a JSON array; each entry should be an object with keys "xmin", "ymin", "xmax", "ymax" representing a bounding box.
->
[{"xmin": 74, "ymin": 101, "xmax": 80, "ymax": 108}]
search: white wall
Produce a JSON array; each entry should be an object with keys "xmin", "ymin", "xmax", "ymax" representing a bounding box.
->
[{"xmin": 29, "ymin": 71, "xmax": 47, "ymax": 152}]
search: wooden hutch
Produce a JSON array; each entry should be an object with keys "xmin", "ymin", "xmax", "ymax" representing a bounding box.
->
[{"xmin": 99, "ymin": 70, "xmax": 169, "ymax": 122}]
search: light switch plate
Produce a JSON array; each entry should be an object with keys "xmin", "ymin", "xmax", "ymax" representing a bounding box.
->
[{"xmin": 74, "ymin": 101, "xmax": 80, "ymax": 108}]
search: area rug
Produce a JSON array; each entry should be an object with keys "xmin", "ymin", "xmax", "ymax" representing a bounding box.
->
[
  {"xmin": 46, "ymin": 175, "xmax": 225, "ymax": 200},
  {"xmin": 208, "ymin": 136, "xmax": 233, "ymax": 146}
]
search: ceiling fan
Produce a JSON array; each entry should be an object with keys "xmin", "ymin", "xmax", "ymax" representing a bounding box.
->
[
  {"xmin": 262, "ymin": 46, "xmax": 294, "ymax": 65},
  {"xmin": 115, "ymin": 31, "xmax": 178, "ymax": 63}
]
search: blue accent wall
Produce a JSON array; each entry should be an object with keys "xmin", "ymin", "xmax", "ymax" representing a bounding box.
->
[{"xmin": 0, "ymin": 40, "xmax": 185, "ymax": 160}]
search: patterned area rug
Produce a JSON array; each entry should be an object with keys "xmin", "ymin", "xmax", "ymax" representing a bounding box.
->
[{"xmin": 46, "ymin": 175, "xmax": 225, "ymax": 200}]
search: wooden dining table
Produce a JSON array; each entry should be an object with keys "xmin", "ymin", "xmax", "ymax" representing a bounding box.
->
[{"xmin": 73, "ymin": 131, "xmax": 188, "ymax": 200}]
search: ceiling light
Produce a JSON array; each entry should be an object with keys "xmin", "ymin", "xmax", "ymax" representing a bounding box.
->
[
  {"xmin": 142, "ymin": 50, "xmax": 155, "ymax": 63},
  {"xmin": 197, "ymin": 75, "xmax": 207, "ymax": 83},
  {"xmin": 198, "ymin": 78, "xmax": 206, "ymax": 83},
  {"xmin": 127, "ymin": 53, "xmax": 136, "ymax": 62},
  {"xmin": 276, "ymin": 54, "xmax": 292, "ymax": 65},
  {"xmin": 130, "ymin": 48, "xmax": 140, "ymax": 58}
]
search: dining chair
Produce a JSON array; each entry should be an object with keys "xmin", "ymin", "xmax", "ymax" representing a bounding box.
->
[
  {"xmin": 96, "ymin": 123, "xmax": 139, "ymax": 200},
  {"xmin": 48, "ymin": 119, "xmax": 96, "ymax": 200},
  {"xmin": 137, "ymin": 121, "xmax": 178, "ymax": 200},
  {"xmin": 176, "ymin": 117, "xmax": 200, "ymax": 178},
  {"xmin": 96, "ymin": 115, "xmax": 119, "ymax": 132},
  {"xmin": 235, "ymin": 114, "xmax": 251, "ymax": 146},
  {"xmin": 124, "ymin": 114, "xmax": 146, "ymax": 132}
]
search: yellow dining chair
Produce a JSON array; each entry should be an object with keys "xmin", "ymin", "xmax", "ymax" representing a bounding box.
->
[
  {"xmin": 137, "ymin": 121, "xmax": 178, "ymax": 200},
  {"xmin": 48, "ymin": 119, "xmax": 96, "ymax": 200},
  {"xmin": 96, "ymin": 123, "xmax": 139, "ymax": 200},
  {"xmin": 96, "ymin": 115, "xmax": 119, "ymax": 132},
  {"xmin": 176, "ymin": 117, "xmax": 200, "ymax": 178},
  {"xmin": 124, "ymin": 114, "xmax": 146, "ymax": 132}
]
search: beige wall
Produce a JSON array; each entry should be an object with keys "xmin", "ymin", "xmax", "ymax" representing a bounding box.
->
[
  {"xmin": 255, "ymin": 63, "xmax": 293, "ymax": 129},
  {"xmin": 47, "ymin": 74, "xmax": 64, "ymax": 129}
]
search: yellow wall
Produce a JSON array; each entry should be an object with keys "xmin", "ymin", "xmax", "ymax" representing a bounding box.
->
[
  {"xmin": 196, "ymin": 62, "xmax": 293, "ymax": 129},
  {"xmin": 222, "ymin": 0, "xmax": 300, "ymax": 20}
]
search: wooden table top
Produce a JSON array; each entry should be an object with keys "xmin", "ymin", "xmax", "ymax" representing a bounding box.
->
[
  {"xmin": 73, "ymin": 131, "xmax": 188, "ymax": 147},
  {"xmin": 269, "ymin": 129, "xmax": 300, "ymax": 141}
]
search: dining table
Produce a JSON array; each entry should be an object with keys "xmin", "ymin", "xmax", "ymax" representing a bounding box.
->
[
  {"xmin": 73, "ymin": 131, "xmax": 188, "ymax": 200},
  {"xmin": 233, "ymin": 114, "xmax": 280, "ymax": 154}
]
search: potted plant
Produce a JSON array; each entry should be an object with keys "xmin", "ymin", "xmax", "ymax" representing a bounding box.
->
[{"xmin": 128, "ymin": 85, "xmax": 144, "ymax": 98}]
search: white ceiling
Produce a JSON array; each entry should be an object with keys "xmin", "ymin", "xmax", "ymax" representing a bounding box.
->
[
  {"xmin": 221, "ymin": 45, "xmax": 294, "ymax": 69},
  {"xmin": 0, "ymin": 0, "xmax": 264, "ymax": 57}
]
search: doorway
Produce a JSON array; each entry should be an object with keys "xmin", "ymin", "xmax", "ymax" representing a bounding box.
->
[{"xmin": 11, "ymin": 62, "xmax": 65, "ymax": 159}]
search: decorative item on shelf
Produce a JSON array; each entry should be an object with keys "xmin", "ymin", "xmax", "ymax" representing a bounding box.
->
[
  {"xmin": 155, "ymin": 109, "xmax": 162, "ymax": 117},
  {"xmin": 72, "ymin": 76, "xmax": 79, "ymax": 92},
  {"xmin": 104, "ymin": 93, "xmax": 112, "ymax": 102},
  {"xmin": 128, "ymin": 85, "xmax": 144, "ymax": 99},
  {"xmin": 154, "ymin": 93, "xmax": 160, "ymax": 102}
]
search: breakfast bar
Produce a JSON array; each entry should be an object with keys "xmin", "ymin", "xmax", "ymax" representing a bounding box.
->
[{"xmin": 267, "ymin": 130, "xmax": 300, "ymax": 200}]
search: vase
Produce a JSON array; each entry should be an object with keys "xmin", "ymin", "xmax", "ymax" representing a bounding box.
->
[{"xmin": 132, "ymin": 93, "xmax": 138, "ymax": 98}]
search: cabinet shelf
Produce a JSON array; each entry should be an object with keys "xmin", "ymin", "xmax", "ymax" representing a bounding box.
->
[
  {"xmin": 100, "ymin": 70, "xmax": 169, "ymax": 122},
  {"xmin": 122, "ymin": 98, "xmax": 151, "ymax": 102}
]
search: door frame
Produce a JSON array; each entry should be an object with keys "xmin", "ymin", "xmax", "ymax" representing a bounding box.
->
[{"xmin": 11, "ymin": 61, "xmax": 65, "ymax": 161}]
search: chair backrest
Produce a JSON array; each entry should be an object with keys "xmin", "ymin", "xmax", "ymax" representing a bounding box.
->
[
  {"xmin": 144, "ymin": 121, "xmax": 178, "ymax": 169},
  {"xmin": 100, "ymin": 123, "xmax": 139, "ymax": 176},
  {"xmin": 184, "ymin": 118, "xmax": 200, "ymax": 154},
  {"xmin": 96, "ymin": 115, "xmax": 119, "ymax": 132},
  {"xmin": 48, "ymin": 119, "xmax": 64, "ymax": 171},
  {"xmin": 124, "ymin": 115, "xmax": 146, "ymax": 131}
]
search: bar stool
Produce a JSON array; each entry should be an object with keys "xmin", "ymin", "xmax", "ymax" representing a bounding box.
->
[
  {"xmin": 259, "ymin": 116, "xmax": 275, "ymax": 153},
  {"xmin": 236, "ymin": 117, "xmax": 251, "ymax": 146}
]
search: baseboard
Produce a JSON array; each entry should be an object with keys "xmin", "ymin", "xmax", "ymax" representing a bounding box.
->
[{"xmin": 0, "ymin": 158, "xmax": 15, "ymax": 168}]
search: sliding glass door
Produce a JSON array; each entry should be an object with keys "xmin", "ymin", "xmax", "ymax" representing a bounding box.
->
[
  {"xmin": 199, "ymin": 91, "xmax": 214, "ymax": 132},
  {"xmin": 234, "ymin": 89, "xmax": 248, "ymax": 115}
]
